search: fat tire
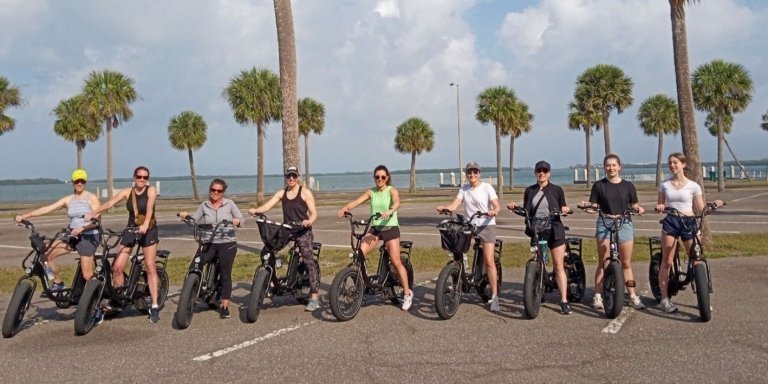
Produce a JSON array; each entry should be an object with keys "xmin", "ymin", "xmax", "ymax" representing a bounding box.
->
[
  {"xmin": 523, "ymin": 260, "xmax": 543, "ymax": 319},
  {"xmin": 567, "ymin": 257, "xmax": 587, "ymax": 303},
  {"xmin": 329, "ymin": 267, "xmax": 364, "ymax": 322},
  {"xmin": 693, "ymin": 263, "xmax": 712, "ymax": 322},
  {"xmin": 174, "ymin": 273, "xmax": 201, "ymax": 329},
  {"xmin": 434, "ymin": 263, "xmax": 462, "ymax": 320},
  {"xmin": 74, "ymin": 279, "xmax": 104, "ymax": 336},
  {"xmin": 245, "ymin": 269, "xmax": 270, "ymax": 323},
  {"xmin": 648, "ymin": 252, "xmax": 662, "ymax": 303},
  {"xmin": 602, "ymin": 261, "xmax": 625, "ymax": 319},
  {"xmin": 2, "ymin": 279, "xmax": 35, "ymax": 338}
]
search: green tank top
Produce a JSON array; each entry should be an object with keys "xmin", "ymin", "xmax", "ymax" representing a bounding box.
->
[{"xmin": 370, "ymin": 186, "xmax": 398, "ymax": 227}]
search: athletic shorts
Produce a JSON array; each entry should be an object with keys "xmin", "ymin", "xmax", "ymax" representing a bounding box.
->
[
  {"xmin": 368, "ymin": 226, "xmax": 401, "ymax": 242},
  {"xmin": 65, "ymin": 233, "xmax": 101, "ymax": 256},
  {"xmin": 595, "ymin": 217, "xmax": 634, "ymax": 244},
  {"xmin": 661, "ymin": 215, "xmax": 697, "ymax": 241},
  {"xmin": 120, "ymin": 225, "xmax": 159, "ymax": 248},
  {"xmin": 475, "ymin": 225, "xmax": 496, "ymax": 245}
]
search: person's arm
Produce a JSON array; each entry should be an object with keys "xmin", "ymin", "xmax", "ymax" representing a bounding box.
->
[
  {"xmin": 15, "ymin": 196, "xmax": 69, "ymax": 222},
  {"xmin": 248, "ymin": 190, "xmax": 284, "ymax": 216},
  {"xmin": 303, "ymin": 189, "xmax": 318, "ymax": 227},
  {"xmin": 629, "ymin": 184, "xmax": 644, "ymax": 214},
  {"xmin": 230, "ymin": 200, "xmax": 244, "ymax": 227},
  {"xmin": 138, "ymin": 186, "xmax": 158, "ymax": 233},
  {"xmin": 437, "ymin": 197, "xmax": 463, "ymax": 213},
  {"xmin": 558, "ymin": 187, "xmax": 569, "ymax": 214},
  {"xmin": 656, "ymin": 187, "xmax": 666, "ymax": 213},
  {"xmin": 86, "ymin": 188, "xmax": 129, "ymax": 220},
  {"xmin": 380, "ymin": 187, "xmax": 400, "ymax": 220},
  {"xmin": 338, "ymin": 190, "xmax": 371, "ymax": 217},
  {"xmin": 692, "ymin": 183, "xmax": 705, "ymax": 214},
  {"xmin": 488, "ymin": 198, "xmax": 500, "ymax": 217}
]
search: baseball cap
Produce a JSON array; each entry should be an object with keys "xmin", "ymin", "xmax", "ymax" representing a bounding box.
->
[
  {"xmin": 284, "ymin": 166, "xmax": 300, "ymax": 176},
  {"xmin": 71, "ymin": 169, "xmax": 88, "ymax": 182},
  {"xmin": 534, "ymin": 161, "xmax": 551, "ymax": 172},
  {"xmin": 465, "ymin": 162, "xmax": 481, "ymax": 173}
]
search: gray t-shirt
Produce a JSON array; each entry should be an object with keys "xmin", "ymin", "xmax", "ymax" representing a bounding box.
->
[{"xmin": 532, "ymin": 190, "xmax": 550, "ymax": 219}]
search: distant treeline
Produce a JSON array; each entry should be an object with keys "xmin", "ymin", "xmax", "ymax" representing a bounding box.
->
[{"xmin": 0, "ymin": 178, "xmax": 63, "ymax": 186}]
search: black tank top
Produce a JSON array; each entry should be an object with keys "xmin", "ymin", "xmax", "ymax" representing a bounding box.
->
[
  {"xmin": 282, "ymin": 186, "xmax": 309, "ymax": 225},
  {"xmin": 126, "ymin": 188, "xmax": 156, "ymax": 226}
]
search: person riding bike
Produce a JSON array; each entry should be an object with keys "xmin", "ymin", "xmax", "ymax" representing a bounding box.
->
[
  {"xmin": 248, "ymin": 166, "xmax": 319, "ymax": 312},
  {"xmin": 337, "ymin": 164, "xmax": 413, "ymax": 311},
  {"xmin": 179, "ymin": 178, "xmax": 244, "ymax": 319},
  {"xmin": 507, "ymin": 160, "xmax": 572, "ymax": 314},
  {"xmin": 14, "ymin": 169, "xmax": 101, "ymax": 287},
  {"xmin": 579, "ymin": 154, "xmax": 646, "ymax": 311},
  {"xmin": 85, "ymin": 166, "xmax": 163, "ymax": 323},
  {"xmin": 436, "ymin": 161, "xmax": 501, "ymax": 312}
]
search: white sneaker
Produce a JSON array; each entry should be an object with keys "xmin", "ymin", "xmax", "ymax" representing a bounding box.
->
[
  {"xmin": 630, "ymin": 294, "xmax": 646, "ymax": 310},
  {"xmin": 402, "ymin": 292, "xmax": 413, "ymax": 311},
  {"xmin": 489, "ymin": 295, "xmax": 500, "ymax": 312},
  {"xmin": 661, "ymin": 298, "xmax": 678, "ymax": 313},
  {"xmin": 592, "ymin": 294, "xmax": 604, "ymax": 309}
]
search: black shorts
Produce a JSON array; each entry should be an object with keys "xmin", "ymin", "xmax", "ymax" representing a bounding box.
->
[
  {"xmin": 368, "ymin": 226, "xmax": 401, "ymax": 242},
  {"xmin": 65, "ymin": 233, "xmax": 101, "ymax": 256},
  {"xmin": 529, "ymin": 229, "xmax": 565, "ymax": 249},
  {"xmin": 120, "ymin": 226, "xmax": 159, "ymax": 248}
]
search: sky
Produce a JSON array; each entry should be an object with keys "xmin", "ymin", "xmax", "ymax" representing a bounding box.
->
[{"xmin": 1, "ymin": 0, "xmax": 767, "ymax": 180}]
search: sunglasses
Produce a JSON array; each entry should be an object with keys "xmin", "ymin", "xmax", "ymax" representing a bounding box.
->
[
  {"xmin": 535, "ymin": 168, "xmax": 549, "ymax": 174},
  {"xmin": 209, "ymin": 188, "xmax": 224, "ymax": 193},
  {"xmin": 374, "ymin": 175, "xmax": 387, "ymax": 181},
  {"xmin": 73, "ymin": 179, "xmax": 87, "ymax": 185},
  {"xmin": 285, "ymin": 173, "xmax": 299, "ymax": 180},
  {"xmin": 466, "ymin": 169, "xmax": 480, "ymax": 175},
  {"xmin": 135, "ymin": 175, "xmax": 149, "ymax": 180}
]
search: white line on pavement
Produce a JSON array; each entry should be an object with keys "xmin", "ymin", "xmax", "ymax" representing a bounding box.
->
[
  {"xmin": 601, "ymin": 308, "xmax": 634, "ymax": 334},
  {"xmin": 192, "ymin": 320, "xmax": 317, "ymax": 361},
  {"xmin": 730, "ymin": 191, "xmax": 768, "ymax": 203}
]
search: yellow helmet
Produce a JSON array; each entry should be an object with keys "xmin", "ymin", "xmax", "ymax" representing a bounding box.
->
[{"xmin": 71, "ymin": 169, "xmax": 88, "ymax": 182}]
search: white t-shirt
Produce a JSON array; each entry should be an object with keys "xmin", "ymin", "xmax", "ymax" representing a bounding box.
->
[
  {"xmin": 456, "ymin": 182, "xmax": 498, "ymax": 226},
  {"xmin": 659, "ymin": 179, "xmax": 702, "ymax": 212}
]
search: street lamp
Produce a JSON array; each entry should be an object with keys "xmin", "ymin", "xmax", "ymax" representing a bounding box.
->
[{"xmin": 450, "ymin": 82, "xmax": 463, "ymax": 185}]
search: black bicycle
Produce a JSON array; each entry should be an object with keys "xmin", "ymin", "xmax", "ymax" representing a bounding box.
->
[
  {"xmin": 648, "ymin": 201, "xmax": 724, "ymax": 322},
  {"xmin": 328, "ymin": 212, "xmax": 414, "ymax": 322},
  {"xmin": 510, "ymin": 207, "xmax": 585, "ymax": 319},
  {"xmin": 246, "ymin": 214, "xmax": 322, "ymax": 323},
  {"xmin": 2, "ymin": 220, "xmax": 96, "ymax": 338},
  {"xmin": 174, "ymin": 216, "xmax": 233, "ymax": 329},
  {"xmin": 433, "ymin": 210, "xmax": 503, "ymax": 320},
  {"xmin": 577, "ymin": 204, "xmax": 639, "ymax": 319},
  {"xmin": 74, "ymin": 226, "xmax": 170, "ymax": 335}
]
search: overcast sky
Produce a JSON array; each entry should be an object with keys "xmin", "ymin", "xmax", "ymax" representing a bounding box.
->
[{"xmin": 1, "ymin": 0, "xmax": 766, "ymax": 180}]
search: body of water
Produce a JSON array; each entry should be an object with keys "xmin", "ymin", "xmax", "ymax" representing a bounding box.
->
[{"xmin": 1, "ymin": 165, "xmax": 766, "ymax": 203}]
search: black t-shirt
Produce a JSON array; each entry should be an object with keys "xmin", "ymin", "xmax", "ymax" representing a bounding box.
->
[
  {"xmin": 523, "ymin": 183, "xmax": 567, "ymax": 240},
  {"xmin": 589, "ymin": 178, "xmax": 638, "ymax": 215}
]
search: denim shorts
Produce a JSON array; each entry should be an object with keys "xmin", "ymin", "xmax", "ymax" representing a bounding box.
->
[
  {"xmin": 661, "ymin": 215, "xmax": 697, "ymax": 241},
  {"xmin": 595, "ymin": 217, "xmax": 634, "ymax": 243}
]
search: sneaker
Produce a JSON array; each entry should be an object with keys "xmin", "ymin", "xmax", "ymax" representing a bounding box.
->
[
  {"xmin": 149, "ymin": 307, "xmax": 160, "ymax": 323},
  {"xmin": 51, "ymin": 281, "xmax": 65, "ymax": 291},
  {"xmin": 402, "ymin": 292, "xmax": 413, "ymax": 311},
  {"xmin": 630, "ymin": 294, "xmax": 646, "ymax": 310},
  {"xmin": 489, "ymin": 295, "xmax": 500, "ymax": 312},
  {"xmin": 660, "ymin": 298, "xmax": 678, "ymax": 313},
  {"xmin": 304, "ymin": 299, "xmax": 320, "ymax": 312},
  {"xmin": 592, "ymin": 294, "xmax": 604, "ymax": 309},
  {"xmin": 95, "ymin": 309, "xmax": 104, "ymax": 325},
  {"xmin": 560, "ymin": 301, "xmax": 572, "ymax": 315},
  {"xmin": 219, "ymin": 306, "xmax": 230, "ymax": 319}
]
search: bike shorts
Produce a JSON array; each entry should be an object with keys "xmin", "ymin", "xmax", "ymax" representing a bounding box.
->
[
  {"xmin": 120, "ymin": 226, "xmax": 159, "ymax": 248},
  {"xmin": 368, "ymin": 226, "xmax": 400, "ymax": 243},
  {"xmin": 530, "ymin": 231, "xmax": 565, "ymax": 249},
  {"xmin": 595, "ymin": 217, "xmax": 633, "ymax": 244},
  {"xmin": 475, "ymin": 225, "xmax": 496, "ymax": 245},
  {"xmin": 65, "ymin": 233, "xmax": 101, "ymax": 256},
  {"xmin": 661, "ymin": 215, "xmax": 697, "ymax": 241}
]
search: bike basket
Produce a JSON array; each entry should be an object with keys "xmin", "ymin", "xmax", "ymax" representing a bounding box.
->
[
  {"xmin": 437, "ymin": 220, "xmax": 473, "ymax": 253},
  {"xmin": 256, "ymin": 219, "xmax": 294, "ymax": 252}
]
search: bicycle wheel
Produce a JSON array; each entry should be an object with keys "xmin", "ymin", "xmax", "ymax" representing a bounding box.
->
[
  {"xmin": 387, "ymin": 255, "xmax": 414, "ymax": 305},
  {"xmin": 329, "ymin": 267, "xmax": 365, "ymax": 321},
  {"xmin": 648, "ymin": 252, "xmax": 662, "ymax": 303},
  {"xmin": 2, "ymin": 279, "xmax": 35, "ymax": 338},
  {"xmin": 434, "ymin": 263, "xmax": 462, "ymax": 320},
  {"xmin": 693, "ymin": 263, "xmax": 712, "ymax": 322},
  {"xmin": 74, "ymin": 279, "xmax": 104, "ymax": 335},
  {"xmin": 567, "ymin": 257, "xmax": 586, "ymax": 303},
  {"xmin": 602, "ymin": 261, "xmax": 625, "ymax": 319},
  {"xmin": 478, "ymin": 258, "xmax": 502, "ymax": 302},
  {"xmin": 245, "ymin": 269, "xmax": 270, "ymax": 323},
  {"xmin": 523, "ymin": 260, "xmax": 543, "ymax": 319},
  {"xmin": 174, "ymin": 273, "xmax": 201, "ymax": 329}
]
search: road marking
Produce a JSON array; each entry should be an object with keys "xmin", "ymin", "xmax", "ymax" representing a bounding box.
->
[
  {"xmin": 601, "ymin": 308, "xmax": 634, "ymax": 334},
  {"xmin": 731, "ymin": 191, "xmax": 768, "ymax": 203},
  {"xmin": 192, "ymin": 320, "xmax": 317, "ymax": 361},
  {"xmin": 0, "ymin": 244, "xmax": 29, "ymax": 250}
]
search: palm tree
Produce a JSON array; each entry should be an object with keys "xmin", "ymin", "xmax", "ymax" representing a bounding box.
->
[
  {"xmin": 574, "ymin": 64, "xmax": 634, "ymax": 156},
  {"xmin": 168, "ymin": 111, "xmax": 208, "ymax": 200},
  {"xmin": 637, "ymin": 94, "xmax": 680, "ymax": 186},
  {"xmin": 568, "ymin": 100, "xmax": 602, "ymax": 187},
  {"xmin": 81, "ymin": 70, "xmax": 138, "ymax": 200},
  {"xmin": 223, "ymin": 67, "xmax": 281, "ymax": 203},
  {"xmin": 394, "ymin": 117, "xmax": 435, "ymax": 193},
  {"xmin": 0, "ymin": 76, "xmax": 22, "ymax": 137},
  {"xmin": 297, "ymin": 97, "xmax": 325, "ymax": 188},
  {"xmin": 692, "ymin": 59, "xmax": 753, "ymax": 191},
  {"xmin": 273, "ymin": 0, "xmax": 300, "ymax": 172},
  {"xmin": 52, "ymin": 95, "xmax": 101, "ymax": 169},
  {"xmin": 476, "ymin": 86, "xmax": 519, "ymax": 198},
  {"xmin": 500, "ymin": 99, "xmax": 533, "ymax": 189}
]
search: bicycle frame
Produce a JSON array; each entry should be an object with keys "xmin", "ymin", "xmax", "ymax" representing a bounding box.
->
[{"xmin": 439, "ymin": 210, "xmax": 502, "ymax": 292}]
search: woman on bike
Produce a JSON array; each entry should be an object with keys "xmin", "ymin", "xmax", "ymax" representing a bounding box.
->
[
  {"xmin": 179, "ymin": 178, "xmax": 244, "ymax": 319},
  {"xmin": 579, "ymin": 154, "xmax": 646, "ymax": 311},
  {"xmin": 85, "ymin": 166, "xmax": 163, "ymax": 323},
  {"xmin": 655, "ymin": 152, "xmax": 707, "ymax": 313},
  {"xmin": 337, "ymin": 164, "xmax": 413, "ymax": 311},
  {"xmin": 249, "ymin": 166, "xmax": 319, "ymax": 312},
  {"xmin": 436, "ymin": 161, "xmax": 501, "ymax": 312},
  {"xmin": 507, "ymin": 161, "xmax": 572, "ymax": 314},
  {"xmin": 14, "ymin": 169, "xmax": 101, "ymax": 287}
]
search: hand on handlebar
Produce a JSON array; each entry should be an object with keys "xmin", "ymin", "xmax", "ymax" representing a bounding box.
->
[
  {"xmin": 337, "ymin": 207, "xmax": 350, "ymax": 218},
  {"xmin": 436, "ymin": 206, "xmax": 452, "ymax": 214}
]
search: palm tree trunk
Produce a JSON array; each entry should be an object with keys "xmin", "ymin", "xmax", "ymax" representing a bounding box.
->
[
  {"xmin": 409, "ymin": 152, "xmax": 417, "ymax": 193},
  {"xmin": 303, "ymin": 134, "xmax": 309, "ymax": 188},
  {"xmin": 257, "ymin": 121, "xmax": 265, "ymax": 204},
  {"xmin": 508, "ymin": 135, "xmax": 515, "ymax": 189},
  {"xmin": 722, "ymin": 134, "xmax": 751, "ymax": 181},
  {"xmin": 106, "ymin": 119, "xmax": 114, "ymax": 200},
  {"xmin": 602, "ymin": 111, "xmax": 611, "ymax": 155},
  {"xmin": 274, "ymin": 0, "xmax": 300, "ymax": 172},
  {"xmin": 76, "ymin": 141, "xmax": 84, "ymax": 169},
  {"xmin": 188, "ymin": 148, "xmax": 199, "ymax": 200},
  {"xmin": 656, "ymin": 134, "xmax": 664, "ymax": 186},
  {"xmin": 495, "ymin": 125, "xmax": 503, "ymax": 198},
  {"xmin": 717, "ymin": 122, "xmax": 725, "ymax": 192},
  {"xmin": 585, "ymin": 128, "xmax": 592, "ymax": 188}
]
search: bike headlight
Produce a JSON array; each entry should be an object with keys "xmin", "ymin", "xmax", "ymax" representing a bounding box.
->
[
  {"xmin": 95, "ymin": 265, "xmax": 102, "ymax": 273},
  {"xmin": 194, "ymin": 256, "xmax": 201, "ymax": 263},
  {"xmin": 348, "ymin": 252, "xmax": 354, "ymax": 259},
  {"xmin": 25, "ymin": 267, "xmax": 32, "ymax": 274},
  {"xmin": 530, "ymin": 246, "xmax": 536, "ymax": 253},
  {"xmin": 262, "ymin": 253, "xmax": 270, "ymax": 262}
]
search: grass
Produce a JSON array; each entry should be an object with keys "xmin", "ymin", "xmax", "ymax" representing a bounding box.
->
[{"xmin": 1, "ymin": 233, "xmax": 766, "ymax": 294}]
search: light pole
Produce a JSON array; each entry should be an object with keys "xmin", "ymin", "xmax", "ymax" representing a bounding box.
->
[{"xmin": 450, "ymin": 82, "xmax": 463, "ymax": 184}]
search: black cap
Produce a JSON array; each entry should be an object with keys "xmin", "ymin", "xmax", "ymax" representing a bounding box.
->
[
  {"xmin": 285, "ymin": 166, "xmax": 300, "ymax": 176},
  {"xmin": 534, "ymin": 161, "xmax": 551, "ymax": 172}
]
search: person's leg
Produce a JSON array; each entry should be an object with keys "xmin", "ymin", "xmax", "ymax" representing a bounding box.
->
[
  {"xmin": 44, "ymin": 240, "xmax": 72, "ymax": 284},
  {"xmin": 594, "ymin": 239, "xmax": 610, "ymax": 295},
  {"xmin": 618, "ymin": 240, "xmax": 636, "ymax": 295},
  {"xmin": 482, "ymin": 242, "xmax": 498, "ymax": 296},
  {"xmin": 143, "ymin": 244, "xmax": 159, "ymax": 306},
  {"xmin": 295, "ymin": 232, "xmax": 320, "ymax": 302},
  {"xmin": 217, "ymin": 243, "xmax": 237, "ymax": 311},
  {"xmin": 358, "ymin": 232, "xmax": 379, "ymax": 258},
  {"xmin": 386, "ymin": 238, "xmax": 409, "ymax": 294},
  {"xmin": 551, "ymin": 244, "xmax": 568, "ymax": 303},
  {"xmin": 111, "ymin": 245, "xmax": 132, "ymax": 287},
  {"xmin": 659, "ymin": 233, "xmax": 678, "ymax": 300}
]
